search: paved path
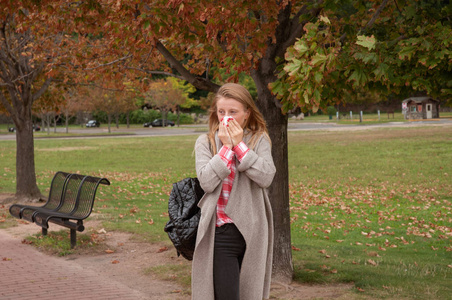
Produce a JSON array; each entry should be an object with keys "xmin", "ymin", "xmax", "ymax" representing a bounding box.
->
[
  {"xmin": 1, "ymin": 118, "xmax": 452, "ymax": 141},
  {"xmin": 0, "ymin": 229, "xmax": 148, "ymax": 300}
]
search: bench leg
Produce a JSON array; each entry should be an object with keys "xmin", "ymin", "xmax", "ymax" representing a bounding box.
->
[
  {"xmin": 42, "ymin": 228, "xmax": 48, "ymax": 236},
  {"xmin": 70, "ymin": 228, "xmax": 77, "ymax": 249}
]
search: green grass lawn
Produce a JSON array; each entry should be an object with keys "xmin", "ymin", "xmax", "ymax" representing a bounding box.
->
[
  {"xmin": 0, "ymin": 126, "xmax": 451, "ymax": 299},
  {"xmin": 292, "ymin": 111, "xmax": 452, "ymax": 124}
]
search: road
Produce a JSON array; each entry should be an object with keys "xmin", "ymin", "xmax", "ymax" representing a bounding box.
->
[{"xmin": 1, "ymin": 118, "xmax": 452, "ymax": 141}]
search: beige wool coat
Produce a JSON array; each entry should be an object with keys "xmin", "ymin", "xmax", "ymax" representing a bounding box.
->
[{"xmin": 192, "ymin": 132, "xmax": 276, "ymax": 300}]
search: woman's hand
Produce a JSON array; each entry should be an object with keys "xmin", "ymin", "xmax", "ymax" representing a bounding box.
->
[
  {"xmin": 218, "ymin": 122, "xmax": 233, "ymax": 149},
  {"xmin": 227, "ymin": 119, "xmax": 244, "ymax": 148}
]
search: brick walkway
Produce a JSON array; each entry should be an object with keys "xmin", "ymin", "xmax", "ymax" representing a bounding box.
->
[{"xmin": 0, "ymin": 230, "xmax": 148, "ymax": 300}]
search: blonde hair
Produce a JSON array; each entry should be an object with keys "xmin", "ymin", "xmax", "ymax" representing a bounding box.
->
[{"xmin": 207, "ymin": 83, "xmax": 270, "ymax": 154}]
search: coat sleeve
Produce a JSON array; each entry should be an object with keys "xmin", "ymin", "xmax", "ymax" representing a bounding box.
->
[
  {"xmin": 195, "ymin": 134, "xmax": 230, "ymax": 194},
  {"xmin": 236, "ymin": 135, "xmax": 276, "ymax": 188}
]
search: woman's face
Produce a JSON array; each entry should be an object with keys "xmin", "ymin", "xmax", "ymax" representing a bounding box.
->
[{"xmin": 216, "ymin": 97, "xmax": 250, "ymax": 128}]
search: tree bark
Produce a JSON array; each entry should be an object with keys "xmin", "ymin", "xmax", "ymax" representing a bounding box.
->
[
  {"xmin": 252, "ymin": 69, "xmax": 293, "ymax": 284},
  {"xmin": 15, "ymin": 117, "xmax": 42, "ymax": 201}
]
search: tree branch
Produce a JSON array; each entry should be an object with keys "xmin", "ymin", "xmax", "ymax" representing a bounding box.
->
[
  {"xmin": 339, "ymin": 0, "xmax": 389, "ymax": 44},
  {"xmin": 125, "ymin": 66, "xmax": 185, "ymax": 80},
  {"xmin": 83, "ymin": 54, "xmax": 133, "ymax": 70},
  {"xmin": 32, "ymin": 77, "xmax": 52, "ymax": 102},
  {"xmin": 0, "ymin": 89, "xmax": 14, "ymax": 117},
  {"xmin": 362, "ymin": 0, "xmax": 390, "ymax": 31},
  {"xmin": 278, "ymin": 0, "xmax": 324, "ymax": 59},
  {"xmin": 155, "ymin": 40, "xmax": 220, "ymax": 92}
]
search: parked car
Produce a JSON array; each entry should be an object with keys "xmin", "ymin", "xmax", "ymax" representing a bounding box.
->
[
  {"xmin": 8, "ymin": 124, "xmax": 40, "ymax": 132},
  {"xmin": 144, "ymin": 119, "xmax": 175, "ymax": 127},
  {"xmin": 85, "ymin": 120, "xmax": 100, "ymax": 127}
]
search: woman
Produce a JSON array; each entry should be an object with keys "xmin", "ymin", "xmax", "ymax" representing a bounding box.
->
[{"xmin": 192, "ymin": 83, "xmax": 276, "ymax": 300}]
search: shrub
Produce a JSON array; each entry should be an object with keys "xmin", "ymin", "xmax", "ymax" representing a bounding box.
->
[{"xmin": 327, "ymin": 106, "xmax": 337, "ymax": 116}]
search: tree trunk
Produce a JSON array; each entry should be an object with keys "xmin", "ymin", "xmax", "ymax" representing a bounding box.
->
[
  {"xmin": 53, "ymin": 115, "xmax": 57, "ymax": 133},
  {"xmin": 252, "ymin": 71, "xmax": 293, "ymax": 284},
  {"xmin": 47, "ymin": 113, "xmax": 51, "ymax": 135},
  {"xmin": 107, "ymin": 114, "xmax": 112, "ymax": 133},
  {"xmin": 15, "ymin": 119, "xmax": 42, "ymax": 201},
  {"xmin": 126, "ymin": 111, "xmax": 130, "ymax": 128},
  {"xmin": 65, "ymin": 112, "xmax": 69, "ymax": 133}
]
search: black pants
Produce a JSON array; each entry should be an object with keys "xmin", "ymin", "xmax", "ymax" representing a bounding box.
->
[{"xmin": 213, "ymin": 223, "xmax": 247, "ymax": 300}]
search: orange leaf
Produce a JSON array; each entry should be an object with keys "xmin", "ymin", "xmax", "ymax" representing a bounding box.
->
[
  {"xmin": 111, "ymin": 260, "xmax": 120, "ymax": 264},
  {"xmin": 291, "ymin": 245, "xmax": 301, "ymax": 251},
  {"xmin": 105, "ymin": 249, "xmax": 115, "ymax": 254},
  {"xmin": 367, "ymin": 259, "xmax": 377, "ymax": 266},
  {"xmin": 157, "ymin": 246, "xmax": 168, "ymax": 253}
]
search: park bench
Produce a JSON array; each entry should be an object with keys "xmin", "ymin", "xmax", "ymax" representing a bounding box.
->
[{"xmin": 9, "ymin": 171, "xmax": 110, "ymax": 248}]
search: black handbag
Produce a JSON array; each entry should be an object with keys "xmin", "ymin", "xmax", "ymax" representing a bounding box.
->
[{"xmin": 164, "ymin": 177, "xmax": 204, "ymax": 260}]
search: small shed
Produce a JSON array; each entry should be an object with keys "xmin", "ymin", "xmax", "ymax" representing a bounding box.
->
[{"xmin": 402, "ymin": 97, "xmax": 440, "ymax": 120}]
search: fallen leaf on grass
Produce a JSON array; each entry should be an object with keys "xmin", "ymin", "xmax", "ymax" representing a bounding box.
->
[
  {"xmin": 319, "ymin": 249, "xmax": 326, "ymax": 254},
  {"xmin": 21, "ymin": 239, "xmax": 33, "ymax": 245},
  {"xmin": 357, "ymin": 287, "xmax": 365, "ymax": 292},
  {"xmin": 367, "ymin": 259, "xmax": 377, "ymax": 266},
  {"xmin": 157, "ymin": 246, "xmax": 168, "ymax": 253},
  {"xmin": 291, "ymin": 245, "xmax": 301, "ymax": 251},
  {"xmin": 447, "ymin": 265, "xmax": 452, "ymax": 268},
  {"xmin": 97, "ymin": 228, "xmax": 107, "ymax": 234}
]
